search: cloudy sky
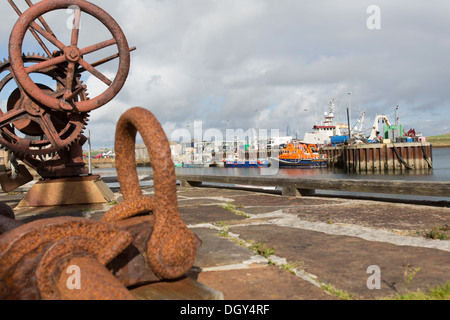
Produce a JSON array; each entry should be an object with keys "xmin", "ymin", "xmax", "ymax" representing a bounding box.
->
[{"xmin": 1, "ymin": 0, "xmax": 449, "ymax": 149}]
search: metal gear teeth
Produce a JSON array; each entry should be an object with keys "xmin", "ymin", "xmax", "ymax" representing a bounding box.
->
[
  {"xmin": 0, "ymin": 54, "xmax": 89, "ymax": 159},
  {"xmin": 78, "ymin": 80, "xmax": 90, "ymax": 100}
]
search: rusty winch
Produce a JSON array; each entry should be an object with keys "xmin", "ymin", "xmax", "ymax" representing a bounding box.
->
[
  {"xmin": 1, "ymin": 0, "xmax": 134, "ymax": 181},
  {"xmin": 0, "ymin": 0, "xmax": 201, "ymax": 300}
]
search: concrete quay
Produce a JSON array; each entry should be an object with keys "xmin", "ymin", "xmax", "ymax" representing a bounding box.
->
[{"xmin": 5, "ymin": 182, "xmax": 450, "ymax": 300}]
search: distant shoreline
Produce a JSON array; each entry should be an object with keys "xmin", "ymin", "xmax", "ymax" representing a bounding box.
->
[
  {"xmin": 84, "ymin": 159, "xmax": 151, "ymax": 169},
  {"xmin": 426, "ymin": 134, "xmax": 450, "ymax": 148}
]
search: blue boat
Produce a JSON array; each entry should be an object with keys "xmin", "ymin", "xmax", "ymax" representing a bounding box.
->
[
  {"xmin": 223, "ymin": 159, "xmax": 270, "ymax": 168},
  {"xmin": 182, "ymin": 162, "xmax": 205, "ymax": 168}
]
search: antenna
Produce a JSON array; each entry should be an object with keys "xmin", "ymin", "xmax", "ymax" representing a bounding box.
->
[
  {"xmin": 395, "ymin": 106, "xmax": 399, "ymax": 125},
  {"xmin": 347, "ymin": 93, "xmax": 352, "ymax": 139}
]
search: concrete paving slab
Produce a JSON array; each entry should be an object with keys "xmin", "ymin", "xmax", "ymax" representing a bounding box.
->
[
  {"xmin": 284, "ymin": 200, "xmax": 450, "ymax": 234},
  {"xmin": 231, "ymin": 224, "xmax": 450, "ymax": 300},
  {"xmin": 131, "ymin": 276, "xmax": 224, "ymax": 300},
  {"xmin": 190, "ymin": 265, "xmax": 337, "ymax": 300},
  {"xmin": 179, "ymin": 205, "xmax": 248, "ymax": 225},
  {"xmin": 178, "ymin": 198, "xmax": 229, "ymax": 207},
  {"xmin": 230, "ymin": 193, "xmax": 334, "ymax": 208},
  {"xmin": 191, "ymin": 228, "xmax": 257, "ymax": 270}
]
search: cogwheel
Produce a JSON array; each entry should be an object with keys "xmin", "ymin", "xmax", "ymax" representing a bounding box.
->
[{"xmin": 0, "ymin": 53, "xmax": 90, "ymax": 157}]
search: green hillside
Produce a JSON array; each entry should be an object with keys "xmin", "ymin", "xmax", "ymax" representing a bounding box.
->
[{"xmin": 427, "ymin": 134, "xmax": 450, "ymax": 147}]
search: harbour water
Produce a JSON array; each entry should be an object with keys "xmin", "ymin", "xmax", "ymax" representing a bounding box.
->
[{"xmin": 94, "ymin": 148, "xmax": 450, "ymax": 203}]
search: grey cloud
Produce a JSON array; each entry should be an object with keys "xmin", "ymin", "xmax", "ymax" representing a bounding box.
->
[{"xmin": 0, "ymin": 0, "xmax": 449, "ymax": 149}]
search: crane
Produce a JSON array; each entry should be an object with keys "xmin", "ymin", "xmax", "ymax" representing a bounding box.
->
[{"xmin": 368, "ymin": 115, "xmax": 391, "ymax": 141}]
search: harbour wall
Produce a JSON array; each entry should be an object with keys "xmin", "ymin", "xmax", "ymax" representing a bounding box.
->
[{"xmin": 321, "ymin": 142, "xmax": 433, "ymax": 172}]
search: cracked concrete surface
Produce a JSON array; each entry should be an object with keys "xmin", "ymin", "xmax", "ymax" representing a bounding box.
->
[
  {"xmin": 178, "ymin": 186, "xmax": 450, "ymax": 300},
  {"xmin": 6, "ymin": 184, "xmax": 450, "ymax": 300}
]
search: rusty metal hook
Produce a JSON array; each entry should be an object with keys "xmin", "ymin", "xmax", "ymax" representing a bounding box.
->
[{"xmin": 102, "ymin": 107, "xmax": 201, "ymax": 280}]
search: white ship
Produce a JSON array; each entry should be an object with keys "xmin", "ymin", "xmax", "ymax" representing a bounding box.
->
[{"xmin": 303, "ymin": 99, "xmax": 348, "ymax": 146}]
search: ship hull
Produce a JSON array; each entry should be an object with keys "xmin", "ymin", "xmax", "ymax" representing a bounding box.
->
[{"xmin": 270, "ymin": 157, "xmax": 327, "ymax": 168}]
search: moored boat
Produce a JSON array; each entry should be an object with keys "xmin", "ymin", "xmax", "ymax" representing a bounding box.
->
[
  {"xmin": 303, "ymin": 99, "xmax": 349, "ymax": 146},
  {"xmin": 270, "ymin": 142, "xmax": 327, "ymax": 168},
  {"xmin": 223, "ymin": 159, "xmax": 270, "ymax": 168},
  {"xmin": 182, "ymin": 162, "xmax": 206, "ymax": 168}
]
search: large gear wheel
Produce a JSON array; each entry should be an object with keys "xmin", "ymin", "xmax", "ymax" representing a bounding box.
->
[
  {"xmin": 9, "ymin": 0, "xmax": 130, "ymax": 113},
  {"xmin": 0, "ymin": 53, "xmax": 89, "ymax": 158}
]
